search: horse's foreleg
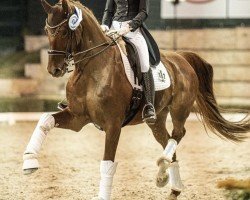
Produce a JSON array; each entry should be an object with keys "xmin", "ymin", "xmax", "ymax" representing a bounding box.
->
[
  {"xmin": 22, "ymin": 113, "xmax": 55, "ymax": 174},
  {"xmin": 94, "ymin": 125, "xmax": 121, "ymax": 200},
  {"xmin": 23, "ymin": 109, "xmax": 86, "ymax": 174}
]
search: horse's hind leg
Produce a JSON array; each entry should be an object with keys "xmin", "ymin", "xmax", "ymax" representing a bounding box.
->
[
  {"xmin": 166, "ymin": 104, "xmax": 192, "ymax": 199},
  {"xmin": 147, "ymin": 108, "xmax": 171, "ymax": 188},
  {"xmin": 152, "ymin": 103, "xmax": 192, "ymax": 199},
  {"xmin": 22, "ymin": 108, "xmax": 87, "ymax": 174}
]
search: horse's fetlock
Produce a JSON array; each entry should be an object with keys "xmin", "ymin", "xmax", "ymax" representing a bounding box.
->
[{"xmin": 23, "ymin": 153, "xmax": 37, "ymax": 161}]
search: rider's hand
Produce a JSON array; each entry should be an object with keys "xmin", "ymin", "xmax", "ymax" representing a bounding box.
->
[
  {"xmin": 117, "ymin": 25, "xmax": 131, "ymax": 36},
  {"xmin": 106, "ymin": 25, "xmax": 131, "ymax": 40},
  {"xmin": 100, "ymin": 25, "xmax": 109, "ymax": 32},
  {"xmin": 106, "ymin": 30, "xmax": 119, "ymax": 40}
]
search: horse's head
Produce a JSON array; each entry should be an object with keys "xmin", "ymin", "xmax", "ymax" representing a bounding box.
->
[{"xmin": 41, "ymin": 0, "xmax": 83, "ymax": 77}]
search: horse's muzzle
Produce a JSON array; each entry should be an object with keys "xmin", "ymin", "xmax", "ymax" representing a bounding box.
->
[{"xmin": 49, "ymin": 67, "xmax": 65, "ymax": 77}]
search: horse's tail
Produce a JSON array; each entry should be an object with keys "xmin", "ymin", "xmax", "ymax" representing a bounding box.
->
[{"xmin": 177, "ymin": 51, "xmax": 250, "ymax": 142}]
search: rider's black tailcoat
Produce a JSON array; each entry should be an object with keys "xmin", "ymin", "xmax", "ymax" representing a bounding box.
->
[
  {"xmin": 102, "ymin": 0, "xmax": 160, "ymax": 66},
  {"xmin": 102, "ymin": 0, "xmax": 148, "ymax": 31}
]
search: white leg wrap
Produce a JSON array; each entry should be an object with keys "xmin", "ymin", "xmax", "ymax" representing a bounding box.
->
[
  {"xmin": 168, "ymin": 161, "xmax": 184, "ymax": 192},
  {"xmin": 23, "ymin": 113, "xmax": 55, "ymax": 170},
  {"xmin": 163, "ymin": 139, "xmax": 178, "ymax": 162},
  {"xmin": 98, "ymin": 161, "xmax": 118, "ymax": 200}
]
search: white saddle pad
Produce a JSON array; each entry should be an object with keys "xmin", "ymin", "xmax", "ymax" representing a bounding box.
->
[{"xmin": 117, "ymin": 45, "xmax": 171, "ymax": 91}]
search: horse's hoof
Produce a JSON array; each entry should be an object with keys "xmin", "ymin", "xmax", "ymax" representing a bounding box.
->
[
  {"xmin": 168, "ymin": 193, "xmax": 178, "ymax": 200},
  {"xmin": 22, "ymin": 158, "xmax": 39, "ymax": 175},
  {"xmin": 156, "ymin": 171, "xmax": 169, "ymax": 188},
  {"xmin": 23, "ymin": 168, "xmax": 38, "ymax": 175}
]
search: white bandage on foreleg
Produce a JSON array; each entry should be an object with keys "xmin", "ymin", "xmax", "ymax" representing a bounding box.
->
[
  {"xmin": 168, "ymin": 161, "xmax": 184, "ymax": 192},
  {"xmin": 163, "ymin": 139, "xmax": 178, "ymax": 162},
  {"xmin": 24, "ymin": 113, "xmax": 55, "ymax": 156},
  {"xmin": 98, "ymin": 160, "xmax": 118, "ymax": 200}
]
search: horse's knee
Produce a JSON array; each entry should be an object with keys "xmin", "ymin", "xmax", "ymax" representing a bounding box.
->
[{"xmin": 38, "ymin": 113, "xmax": 55, "ymax": 132}]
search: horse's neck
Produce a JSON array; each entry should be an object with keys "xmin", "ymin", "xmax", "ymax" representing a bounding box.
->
[
  {"xmin": 80, "ymin": 16, "xmax": 109, "ymax": 50},
  {"xmin": 73, "ymin": 10, "xmax": 121, "ymax": 84}
]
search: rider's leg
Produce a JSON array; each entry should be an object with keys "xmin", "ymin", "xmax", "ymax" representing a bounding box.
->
[{"xmin": 126, "ymin": 29, "xmax": 156, "ymax": 124}]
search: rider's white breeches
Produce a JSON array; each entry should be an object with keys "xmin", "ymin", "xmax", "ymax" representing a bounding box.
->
[{"xmin": 111, "ymin": 20, "xmax": 150, "ymax": 73}]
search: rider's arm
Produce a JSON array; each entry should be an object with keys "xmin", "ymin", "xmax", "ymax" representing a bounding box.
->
[
  {"xmin": 128, "ymin": 0, "xmax": 149, "ymax": 32},
  {"xmin": 102, "ymin": 0, "xmax": 116, "ymax": 28}
]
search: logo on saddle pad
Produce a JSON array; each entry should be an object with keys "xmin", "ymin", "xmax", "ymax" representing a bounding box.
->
[{"xmin": 158, "ymin": 70, "xmax": 166, "ymax": 83}]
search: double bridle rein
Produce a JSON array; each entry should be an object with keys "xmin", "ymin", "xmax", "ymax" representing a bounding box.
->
[{"xmin": 45, "ymin": 16, "xmax": 117, "ymax": 73}]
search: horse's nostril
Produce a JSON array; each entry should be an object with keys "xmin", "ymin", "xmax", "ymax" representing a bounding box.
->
[
  {"xmin": 55, "ymin": 68, "xmax": 61, "ymax": 74},
  {"xmin": 50, "ymin": 68, "xmax": 62, "ymax": 76}
]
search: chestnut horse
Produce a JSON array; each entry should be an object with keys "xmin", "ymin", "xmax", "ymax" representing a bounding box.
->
[{"xmin": 23, "ymin": 0, "xmax": 249, "ymax": 199}]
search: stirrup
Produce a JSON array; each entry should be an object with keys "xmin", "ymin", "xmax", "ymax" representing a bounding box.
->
[{"xmin": 142, "ymin": 103, "xmax": 156, "ymax": 124}]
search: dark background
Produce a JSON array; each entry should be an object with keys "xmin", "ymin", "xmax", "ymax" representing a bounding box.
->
[{"xmin": 0, "ymin": 0, "xmax": 250, "ymax": 52}]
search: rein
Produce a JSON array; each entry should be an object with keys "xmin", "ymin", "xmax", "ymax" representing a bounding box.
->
[
  {"xmin": 73, "ymin": 41, "xmax": 115, "ymax": 64},
  {"xmin": 45, "ymin": 17, "xmax": 117, "ymax": 73}
]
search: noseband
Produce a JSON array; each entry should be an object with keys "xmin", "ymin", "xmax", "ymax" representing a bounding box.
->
[{"xmin": 45, "ymin": 16, "xmax": 116, "ymax": 73}]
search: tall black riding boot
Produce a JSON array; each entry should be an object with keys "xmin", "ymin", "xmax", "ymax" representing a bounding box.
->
[{"xmin": 142, "ymin": 69, "xmax": 156, "ymax": 124}]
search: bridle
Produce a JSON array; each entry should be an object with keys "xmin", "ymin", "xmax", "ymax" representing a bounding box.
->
[{"xmin": 45, "ymin": 15, "xmax": 117, "ymax": 73}]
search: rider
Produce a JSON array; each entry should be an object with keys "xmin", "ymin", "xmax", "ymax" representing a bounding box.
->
[{"xmin": 101, "ymin": 0, "xmax": 156, "ymax": 123}]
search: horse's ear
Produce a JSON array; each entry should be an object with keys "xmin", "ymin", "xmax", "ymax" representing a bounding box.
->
[
  {"xmin": 41, "ymin": 0, "xmax": 53, "ymax": 14},
  {"xmin": 62, "ymin": 0, "xmax": 72, "ymax": 14}
]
